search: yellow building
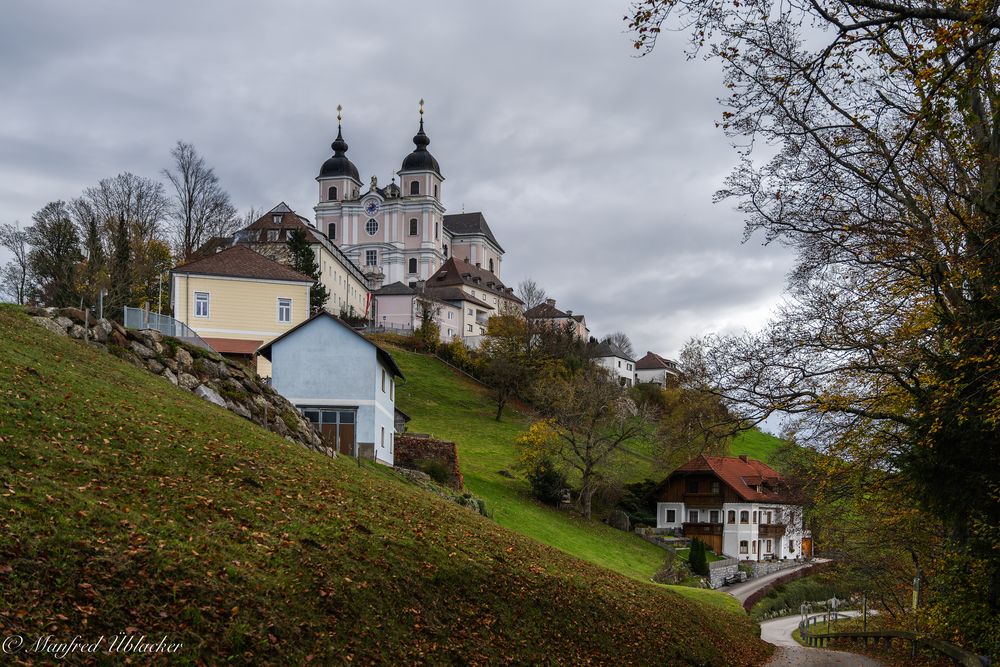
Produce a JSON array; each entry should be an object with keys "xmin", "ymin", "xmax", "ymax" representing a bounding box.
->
[{"xmin": 171, "ymin": 245, "xmax": 313, "ymax": 376}]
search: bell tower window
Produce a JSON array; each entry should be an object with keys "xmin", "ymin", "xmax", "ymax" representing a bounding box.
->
[
  {"xmin": 443, "ymin": 244, "xmax": 449, "ymax": 258},
  {"xmin": 410, "ymin": 181, "xmax": 420, "ymax": 195},
  {"xmin": 434, "ymin": 184, "xmax": 438, "ymax": 198},
  {"xmin": 488, "ymin": 258, "xmax": 494, "ymax": 273},
  {"xmin": 328, "ymin": 222, "xmax": 336, "ymax": 240},
  {"xmin": 409, "ymin": 218, "xmax": 418, "ymax": 236},
  {"xmin": 328, "ymin": 186, "xmax": 337, "ymax": 201},
  {"xmin": 408, "ymin": 258, "xmax": 417, "ymax": 274}
]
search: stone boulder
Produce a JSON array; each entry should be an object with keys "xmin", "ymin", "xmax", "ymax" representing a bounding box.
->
[
  {"xmin": 130, "ymin": 341, "xmax": 157, "ymax": 359},
  {"xmin": 194, "ymin": 384, "xmax": 226, "ymax": 408},
  {"xmin": 32, "ymin": 316, "xmax": 68, "ymax": 337},
  {"xmin": 161, "ymin": 369, "xmax": 178, "ymax": 386},
  {"xmin": 175, "ymin": 347, "xmax": 194, "ymax": 369},
  {"xmin": 178, "ymin": 372, "xmax": 199, "ymax": 390},
  {"xmin": 53, "ymin": 316, "xmax": 74, "ymax": 330}
]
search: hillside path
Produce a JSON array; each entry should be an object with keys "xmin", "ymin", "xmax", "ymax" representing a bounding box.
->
[{"xmin": 759, "ymin": 612, "xmax": 883, "ymax": 667}]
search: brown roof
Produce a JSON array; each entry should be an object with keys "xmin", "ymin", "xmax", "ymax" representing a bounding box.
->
[
  {"xmin": 636, "ymin": 351, "xmax": 678, "ymax": 371},
  {"xmin": 423, "ymin": 286, "xmax": 494, "ymax": 310},
  {"xmin": 524, "ymin": 301, "xmax": 568, "ymax": 319},
  {"xmin": 428, "ymin": 257, "xmax": 523, "ymax": 304},
  {"xmin": 172, "ymin": 245, "xmax": 314, "ymax": 283},
  {"xmin": 201, "ymin": 338, "xmax": 263, "ymax": 355},
  {"xmin": 671, "ymin": 455, "xmax": 793, "ymax": 503}
]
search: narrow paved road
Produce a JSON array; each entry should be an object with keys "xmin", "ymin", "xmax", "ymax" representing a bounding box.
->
[
  {"xmin": 759, "ymin": 612, "xmax": 882, "ymax": 666},
  {"xmin": 721, "ymin": 559, "xmax": 830, "ymax": 604}
]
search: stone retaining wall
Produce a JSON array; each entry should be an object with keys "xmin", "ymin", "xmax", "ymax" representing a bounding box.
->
[
  {"xmin": 394, "ymin": 433, "xmax": 463, "ymax": 489},
  {"xmin": 26, "ymin": 306, "xmax": 332, "ymax": 458}
]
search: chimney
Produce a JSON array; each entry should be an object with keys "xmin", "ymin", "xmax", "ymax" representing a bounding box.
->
[
  {"xmin": 739, "ymin": 455, "xmax": 749, "ymax": 463},
  {"xmin": 566, "ymin": 309, "xmax": 573, "ymax": 316},
  {"xmin": 545, "ymin": 298, "xmax": 556, "ymax": 307}
]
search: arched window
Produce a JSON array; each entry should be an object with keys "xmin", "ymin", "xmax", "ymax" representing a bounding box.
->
[
  {"xmin": 740, "ymin": 511, "xmax": 749, "ymax": 524},
  {"xmin": 409, "ymin": 218, "xmax": 418, "ymax": 236},
  {"xmin": 408, "ymin": 258, "xmax": 417, "ymax": 274},
  {"xmin": 434, "ymin": 184, "xmax": 438, "ymax": 198},
  {"xmin": 328, "ymin": 185, "xmax": 337, "ymax": 201},
  {"xmin": 727, "ymin": 510, "xmax": 736, "ymax": 524},
  {"xmin": 443, "ymin": 244, "xmax": 449, "ymax": 257},
  {"xmin": 328, "ymin": 222, "xmax": 336, "ymax": 239},
  {"xmin": 488, "ymin": 258, "xmax": 494, "ymax": 273},
  {"xmin": 410, "ymin": 180, "xmax": 419, "ymax": 195}
]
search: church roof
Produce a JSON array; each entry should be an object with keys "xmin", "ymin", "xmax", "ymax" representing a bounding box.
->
[
  {"xmin": 428, "ymin": 257, "xmax": 522, "ymax": 304},
  {"xmin": 318, "ymin": 125, "xmax": 361, "ymax": 181},
  {"xmin": 172, "ymin": 245, "xmax": 313, "ymax": 283},
  {"xmin": 442, "ymin": 212, "xmax": 504, "ymax": 252},
  {"xmin": 400, "ymin": 118, "xmax": 442, "ymax": 176}
]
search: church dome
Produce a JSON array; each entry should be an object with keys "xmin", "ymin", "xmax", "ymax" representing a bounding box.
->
[
  {"xmin": 318, "ymin": 126, "xmax": 360, "ymax": 181},
  {"xmin": 400, "ymin": 118, "xmax": 441, "ymax": 176}
]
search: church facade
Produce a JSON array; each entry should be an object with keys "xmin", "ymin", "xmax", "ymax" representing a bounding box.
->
[{"xmin": 313, "ymin": 105, "xmax": 505, "ymax": 290}]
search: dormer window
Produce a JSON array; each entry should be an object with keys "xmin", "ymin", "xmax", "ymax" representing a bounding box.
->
[
  {"xmin": 272, "ymin": 214, "xmax": 281, "ymax": 225},
  {"xmin": 410, "ymin": 181, "xmax": 419, "ymax": 195}
]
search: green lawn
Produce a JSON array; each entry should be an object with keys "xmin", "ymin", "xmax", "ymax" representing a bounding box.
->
[
  {"xmin": 729, "ymin": 428, "xmax": 786, "ymax": 463},
  {"xmin": 676, "ymin": 547, "xmax": 727, "ymax": 563},
  {"xmin": 0, "ymin": 305, "xmax": 771, "ymax": 665}
]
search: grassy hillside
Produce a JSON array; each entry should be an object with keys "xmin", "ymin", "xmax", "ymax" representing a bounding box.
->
[
  {"xmin": 729, "ymin": 428, "xmax": 786, "ymax": 463},
  {"xmin": 0, "ymin": 305, "xmax": 770, "ymax": 665}
]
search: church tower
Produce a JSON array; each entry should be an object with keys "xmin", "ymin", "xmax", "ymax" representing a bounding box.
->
[{"xmin": 315, "ymin": 105, "xmax": 362, "ymax": 242}]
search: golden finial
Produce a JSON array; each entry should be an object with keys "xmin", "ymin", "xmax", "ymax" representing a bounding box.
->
[{"xmin": 419, "ymin": 98, "xmax": 425, "ymax": 116}]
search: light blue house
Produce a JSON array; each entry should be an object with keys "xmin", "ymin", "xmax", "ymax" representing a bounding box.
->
[{"xmin": 257, "ymin": 312, "xmax": 404, "ymax": 465}]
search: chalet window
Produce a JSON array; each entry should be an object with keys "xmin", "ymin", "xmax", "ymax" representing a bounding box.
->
[
  {"xmin": 686, "ymin": 479, "xmax": 698, "ymax": 493},
  {"xmin": 766, "ymin": 539, "xmax": 773, "ymax": 553},
  {"xmin": 711, "ymin": 481, "xmax": 720, "ymax": 494},
  {"xmin": 752, "ymin": 541, "xmax": 757, "ymax": 554},
  {"xmin": 766, "ymin": 511, "xmax": 773, "ymax": 524},
  {"xmin": 740, "ymin": 510, "xmax": 749, "ymax": 524},
  {"xmin": 365, "ymin": 250, "xmax": 377, "ymax": 266},
  {"xmin": 727, "ymin": 510, "xmax": 736, "ymax": 524},
  {"xmin": 447, "ymin": 328, "xmax": 454, "ymax": 337},
  {"xmin": 381, "ymin": 368, "xmax": 386, "ymax": 392},
  {"xmin": 665, "ymin": 509, "xmax": 676, "ymax": 523},
  {"xmin": 328, "ymin": 222, "xmax": 336, "ymax": 239},
  {"xmin": 328, "ymin": 185, "xmax": 337, "ymax": 201},
  {"xmin": 688, "ymin": 510, "xmax": 699, "ymax": 523},
  {"xmin": 277, "ymin": 298, "xmax": 292, "ymax": 323},
  {"xmin": 709, "ymin": 510, "xmax": 720, "ymax": 523},
  {"xmin": 268, "ymin": 229, "xmax": 279, "ymax": 241},
  {"xmin": 410, "ymin": 181, "xmax": 419, "ymax": 195},
  {"xmin": 194, "ymin": 292, "xmax": 210, "ymax": 318},
  {"xmin": 272, "ymin": 214, "xmax": 281, "ymax": 225},
  {"xmin": 753, "ymin": 511, "xmax": 758, "ymax": 524},
  {"xmin": 408, "ymin": 258, "xmax": 418, "ymax": 274},
  {"xmin": 447, "ymin": 311, "xmax": 454, "ymax": 319},
  {"xmin": 739, "ymin": 541, "xmax": 748, "ymax": 554},
  {"xmin": 466, "ymin": 324, "xmax": 473, "ymax": 332},
  {"xmin": 409, "ymin": 218, "xmax": 418, "ymax": 235},
  {"xmin": 788, "ymin": 540, "xmax": 795, "ymax": 553}
]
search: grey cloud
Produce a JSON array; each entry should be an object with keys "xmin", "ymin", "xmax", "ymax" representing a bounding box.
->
[{"xmin": 0, "ymin": 0, "xmax": 793, "ymax": 357}]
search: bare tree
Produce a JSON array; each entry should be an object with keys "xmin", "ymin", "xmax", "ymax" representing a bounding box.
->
[
  {"xmin": 163, "ymin": 141, "xmax": 238, "ymax": 259},
  {"xmin": 601, "ymin": 331, "xmax": 634, "ymax": 359},
  {"xmin": 0, "ymin": 222, "xmax": 31, "ymax": 304},
  {"xmin": 517, "ymin": 278, "xmax": 547, "ymax": 310}
]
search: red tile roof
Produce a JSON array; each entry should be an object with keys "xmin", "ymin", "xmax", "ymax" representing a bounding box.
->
[
  {"xmin": 172, "ymin": 245, "xmax": 313, "ymax": 283},
  {"xmin": 674, "ymin": 455, "xmax": 793, "ymax": 503},
  {"xmin": 636, "ymin": 351, "xmax": 678, "ymax": 371},
  {"xmin": 429, "ymin": 257, "xmax": 523, "ymax": 304}
]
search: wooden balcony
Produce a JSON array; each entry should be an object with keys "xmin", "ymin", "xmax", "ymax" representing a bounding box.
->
[
  {"xmin": 758, "ymin": 522, "xmax": 787, "ymax": 538},
  {"xmin": 682, "ymin": 521, "xmax": 723, "ymax": 537}
]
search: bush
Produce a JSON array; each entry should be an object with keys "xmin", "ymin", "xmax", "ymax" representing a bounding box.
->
[
  {"xmin": 418, "ymin": 459, "xmax": 452, "ymax": 486},
  {"xmin": 689, "ymin": 538, "xmax": 710, "ymax": 576},
  {"xmin": 617, "ymin": 479, "xmax": 658, "ymax": 525},
  {"xmin": 525, "ymin": 457, "xmax": 567, "ymax": 506}
]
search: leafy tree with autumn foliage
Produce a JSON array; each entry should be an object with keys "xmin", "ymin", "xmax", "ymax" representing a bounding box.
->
[{"xmin": 628, "ymin": 0, "xmax": 1000, "ymax": 651}]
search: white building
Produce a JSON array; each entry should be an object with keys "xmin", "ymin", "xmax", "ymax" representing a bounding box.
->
[
  {"xmin": 593, "ymin": 341, "xmax": 635, "ymax": 387},
  {"xmin": 257, "ymin": 312, "xmax": 403, "ymax": 465},
  {"xmin": 635, "ymin": 351, "xmax": 680, "ymax": 386},
  {"xmin": 654, "ymin": 455, "xmax": 811, "ymax": 560}
]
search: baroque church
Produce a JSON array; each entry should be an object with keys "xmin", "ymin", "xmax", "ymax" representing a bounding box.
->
[{"xmin": 313, "ymin": 104, "xmax": 505, "ymax": 290}]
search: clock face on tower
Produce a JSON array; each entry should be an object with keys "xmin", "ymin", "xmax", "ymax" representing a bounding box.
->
[{"xmin": 363, "ymin": 198, "xmax": 380, "ymax": 216}]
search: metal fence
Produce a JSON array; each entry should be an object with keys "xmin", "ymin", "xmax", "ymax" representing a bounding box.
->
[{"xmin": 122, "ymin": 307, "xmax": 214, "ymax": 352}]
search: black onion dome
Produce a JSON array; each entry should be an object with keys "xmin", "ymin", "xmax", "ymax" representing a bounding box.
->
[
  {"xmin": 318, "ymin": 126, "xmax": 360, "ymax": 180},
  {"xmin": 400, "ymin": 119, "xmax": 441, "ymax": 175}
]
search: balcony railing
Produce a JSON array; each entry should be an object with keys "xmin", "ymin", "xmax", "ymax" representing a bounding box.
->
[
  {"xmin": 758, "ymin": 522, "xmax": 787, "ymax": 538},
  {"xmin": 123, "ymin": 307, "xmax": 214, "ymax": 352},
  {"xmin": 682, "ymin": 521, "xmax": 723, "ymax": 536}
]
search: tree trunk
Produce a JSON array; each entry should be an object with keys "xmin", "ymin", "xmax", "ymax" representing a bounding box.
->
[
  {"xmin": 579, "ymin": 483, "xmax": 595, "ymax": 520},
  {"xmin": 495, "ymin": 397, "xmax": 505, "ymax": 421}
]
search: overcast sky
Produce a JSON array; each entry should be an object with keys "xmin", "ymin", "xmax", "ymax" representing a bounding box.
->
[{"xmin": 0, "ymin": 0, "xmax": 794, "ymax": 358}]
